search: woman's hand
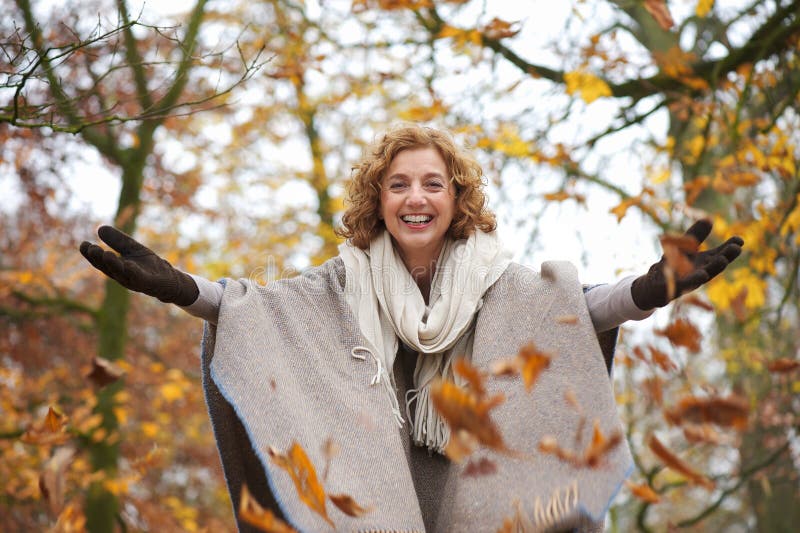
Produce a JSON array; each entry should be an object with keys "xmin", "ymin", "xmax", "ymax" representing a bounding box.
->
[
  {"xmin": 80, "ymin": 226, "xmax": 199, "ymax": 306},
  {"xmin": 631, "ymin": 219, "xmax": 744, "ymax": 310}
]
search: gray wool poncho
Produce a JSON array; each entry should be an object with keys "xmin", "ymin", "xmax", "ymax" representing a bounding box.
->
[{"xmin": 201, "ymin": 256, "xmax": 631, "ymax": 532}]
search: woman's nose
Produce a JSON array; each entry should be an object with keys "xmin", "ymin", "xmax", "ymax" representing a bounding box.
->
[{"xmin": 405, "ymin": 184, "xmax": 426, "ymax": 205}]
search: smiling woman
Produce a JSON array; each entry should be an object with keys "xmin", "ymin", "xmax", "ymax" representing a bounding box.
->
[{"xmin": 79, "ymin": 123, "xmax": 743, "ymax": 532}]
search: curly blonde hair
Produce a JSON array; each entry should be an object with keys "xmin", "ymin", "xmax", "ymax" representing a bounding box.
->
[{"xmin": 338, "ymin": 124, "xmax": 497, "ymax": 249}]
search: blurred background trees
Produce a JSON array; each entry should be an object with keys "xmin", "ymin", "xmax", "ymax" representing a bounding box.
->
[{"xmin": 1, "ymin": 0, "xmax": 798, "ymax": 531}]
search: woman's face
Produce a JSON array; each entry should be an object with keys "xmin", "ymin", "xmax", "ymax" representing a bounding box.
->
[{"xmin": 380, "ymin": 147, "xmax": 456, "ymax": 265}]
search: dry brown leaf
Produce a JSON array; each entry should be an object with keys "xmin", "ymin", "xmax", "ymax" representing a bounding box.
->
[
  {"xmin": 678, "ymin": 293, "xmax": 715, "ymax": 312},
  {"xmin": 665, "ymin": 395, "xmax": 749, "ymax": 431},
  {"xmin": 766, "ymin": 358, "xmax": 800, "ymax": 373},
  {"xmin": 556, "ymin": 314, "xmax": 579, "ymax": 325},
  {"xmin": 268, "ymin": 442, "xmax": 332, "ymax": 527},
  {"xmin": 482, "ymin": 17, "xmax": 520, "ymax": 40},
  {"xmin": 321, "ymin": 438, "xmax": 339, "ymax": 482},
  {"xmin": 644, "ymin": 0, "xmax": 675, "ymax": 30},
  {"xmin": 328, "ymin": 493, "xmax": 373, "ymax": 517},
  {"xmin": 682, "ymin": 424, "xmax": 731, "ymax": 445},
  {"xmin": 489, "ymin": 357, "xmax": 520, "ymax": 377},
  {"xmin": 86, "ymin": 356, "xmax": 125, "ymax": 388},
  {"xmin": 649, "ymin": 346, "xmax": 678, "ymax": 373},
  {"xmin": 431, "ymin": 376, "xmax": 508, "ymax": 462},
  {"xmin": 444, "ymin": 429, "xmax": 479, "ymax": 462},
  {"xmin": 518, "ymin": 342, "xmax": 552, "ymax": 391},
  {"xmin": 642, "ymin": 376, "xmax": 664, "ymax": 405},
  {"xmin": 39, "ymin": 446, "xmax": 76, "ymax": 516},
  {"xmin": 584, "ymin": 420, "xmax": 623, "ymax": 467},
  {"xmin": 239, "ymin": 484, "xmax": 298, "ymax": 533},
  {"xmin": 453, "ymin": 357, "xmax": 487, "ymax": 397},
  {"xmin": 539, "ymin": 421, "xmax": 621, "ymax": 468},
  {"xmin": 625, "ymin": 480, "xmax": 661, "ymax": 504},
  {"xmin": 462, "ymin": 457, "xmax": 498, "ymax": 478},
  {"xmin": 647, "ymin": 434, "xmax": 715, "ymax": 490},
  {"xmin": 655, "ymin": 318, "xmax": 703, "ymax": 353}
]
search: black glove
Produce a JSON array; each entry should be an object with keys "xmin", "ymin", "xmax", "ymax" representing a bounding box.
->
[
  {"xmin": 80, "ymin": 226, "xmax": 199, "ymax": 306},
  {"xmin": 631, "ymin": 219, "xmax": 744, "ymax": 310}
]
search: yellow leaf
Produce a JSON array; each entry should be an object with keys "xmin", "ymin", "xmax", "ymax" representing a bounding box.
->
[
  {"xmin": 159, "ymin": 382, "xmax": 184, "ymax": 402},
  {"xmin": 564, "ymin": 70, "xmax": 612, "ymax": 103},
  {"xmin": 141, "ymin": 422, "xmax": 159, "ymax": 438},
  {"xmin": 268, "ymin": 442, "xmax": 332, "ymax": 526},
  {"xmin": 696, "ymin": 0, "xmax": 714, "ymax": 17}
]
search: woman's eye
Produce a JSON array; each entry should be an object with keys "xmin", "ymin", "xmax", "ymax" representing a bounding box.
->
[
  {"xmin": 389, "ymin": 182, "xmax": 407, "ymax": 190},
  {"xmin": 425, "ymin": 181, "xmax": 445, "ymax": 189}
]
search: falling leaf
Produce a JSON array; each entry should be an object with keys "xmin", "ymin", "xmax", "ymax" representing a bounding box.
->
[
  {"xmin": 462, "ymin": 456, "xmax": 498, "ymax": 477},
  {"xmin": 682, "ymin": 424, "xmax": 731, "ymax": 445},
  {"xmin": 564, "ymin": 389, "xmax": 582, "ymax": 414},
  {"xmin": 678, "ymin": 293, "xmax": 715, "ymax": 312},
  {"xmin": 39, "ymin": 446, "xmax": 76, "ymax": 516},
  {"xmin": 431, "ymin": 359, "xmax": 511, "ymax": 462},
  {"xmin": 268, "ymin": 442, "xmax": 333, "ymax": 527},
  {"xmin": 539, "ymin": 420, "xmax": 622, "ymax": 468},
  {"xmin": 644, "ymin": 0, "xmax": 675, "ymax": 30},
  {"xmin": 453, "ymin": 357, "xmax": 487, "ymax": 397},
  {"xmin": 444, "ymin": 429, "xmax": 480, "ymax": 462},
  {"xmin": 556, "ymin": 314, "xmax": 579, "ymax": 325},
  {"xmin": 239, "ymin": 484, "xmax": 297, "ymax": 533},
  {"xmin": 660, "ymin": 233, "xmax": 700, "ymax": 276},
  {"xmin": 584, "ymin": 420, "xmax": 623, "ymax": 467},
  {"xmin": 86, "ymin": 357, "xmax": 125, "ymax": 388},
  {"xmin": 625, "ymin": 480, "xmax": 661, "ymax": 504},
  {"xmin": 664, "ymin": 395, "xmax": 749, "ymax": 430},
  {"xmin": 321, "ymin": 438, "xmax": 340, "ymax": 481},
  {"xmin": 655, "ymin": 318, "xmax": 703, "ymax": 353},
  {"xmin": 647, "ymin": 434, "xmax": 715, "ymax": 490},
  {"xmin": 766, "ymin": 358, "xmax": 800, "ymax": 373},
  {"xmin": 642, "ymin": 376, "xmax": 664, "ymax": 405},
  {"xmin": 518, "ymin": 342, "xmax": 552, "ymax": 391},
  {"xmin": 649, "ymin": 345, "xmax": 679, "ymax": 373},
  {"xmin": 489, "ymin": 357, "xmax": 520, "ymax": 377},
  {"xmin": 328, "ymin": 493, "xmax": 373, "ymax": 517}
]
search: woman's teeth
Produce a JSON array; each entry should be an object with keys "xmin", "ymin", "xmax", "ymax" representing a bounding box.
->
[{"xmin": 401, "ymin": 215, "xmax": 432, "ymax": 224}]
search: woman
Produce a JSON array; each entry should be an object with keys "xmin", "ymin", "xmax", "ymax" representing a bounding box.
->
[{"xmin": 81, "ymin": 125, "xmax": 742, "ymax": 532}]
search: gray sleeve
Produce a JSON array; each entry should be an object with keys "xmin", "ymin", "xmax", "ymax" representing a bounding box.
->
[
  {"xmin": 584, "ymin": 275, "xmax": 655, "ymax": 333},
  {"xmin": 178, "ymin": 274, "xmax": 223, "ymax": 325}
]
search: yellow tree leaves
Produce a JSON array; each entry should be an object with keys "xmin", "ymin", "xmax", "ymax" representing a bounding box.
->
[
  {"xmin": 696, "ymin": 0, "xmax": 714, "ymax": 18},
  {"xmin": 564, "ymin": 70, "xmax": 612, "ymax": 103}
]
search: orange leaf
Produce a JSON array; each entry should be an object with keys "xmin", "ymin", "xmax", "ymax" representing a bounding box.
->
[
  {"xmin": 239, "ymin": 484, "xmax": 298, "ymax": 533},
  {"xmin": 682, "ymin": 424, "xmax": 731, "ymax": 445},
  {"xmin": 517, "ymin": 342, "xmax": 552, "ymax": 391},
  {"xmin": 22, "ymin": 407, "xmax": 70, "ymax": 446},
  {"xmin": 664, "ymin": 395, "xmax": 749, "ymax": 430},
  {"xmin": 268, "ymin": 442, "xmax": 332, "ymax": 526},
  {"xmin": 39, "ymin": 446, "xmax": 76, "ymax": 516},
  {"xmin": 766, "ymin": 358, "xmax": 800, "ymax": 373},
  {"xmin": 644, "ymin": 0, "xmax": 675, "ymax": 30},
  {"xmin": 489, "ymin": 357, "xmax": 520, "ymax": 377},
  {"xmin": 584, "ymin": 420, "xmax": 623, "ymax": 467},
  {"xmin": 329, "ymin": 493, "xmax": 373, "ymax": 517},
  {"xmin": 649, "ymin": 345, "xmax": 678, "ymax": 373},
  {"xmin": 555, "ymin": 314, "xmax": 579, "ymax": 325},
  {"xmin": 647, "ymin": 435, "xmax": 714, "ymax": 490},
  {"xmin": 431, "ymin": 360, "xmax": 510, "ymax": 462},
  {"xmin": 625, "ymin": 480, "xmax": 661, "ymax": 504},
  {"xmin": 453, "ymin": 357, "xmax": 486, "ymax": 397},
  {"xmin": 678, "ymin": 293, "xmax": 715, "ymax": 312},
  {"xmin": 655, "ymin": 318, "xmax": 703, "ymax": 353}
]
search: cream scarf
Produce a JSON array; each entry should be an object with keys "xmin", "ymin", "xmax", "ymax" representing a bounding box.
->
[{"xmin": 339, "ymin": 229, "xmax": 511, "ymax": 452}]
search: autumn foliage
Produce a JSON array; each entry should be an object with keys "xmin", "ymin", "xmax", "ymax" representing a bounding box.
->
[{"xmin": 2, "ymin": 0, "xmax": 799, "ymax": 531}]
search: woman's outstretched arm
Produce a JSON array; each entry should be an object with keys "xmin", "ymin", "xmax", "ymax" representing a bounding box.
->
[{"xmin": 80, "ymin": 225, "xmax": 200, "ymax": 306}]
